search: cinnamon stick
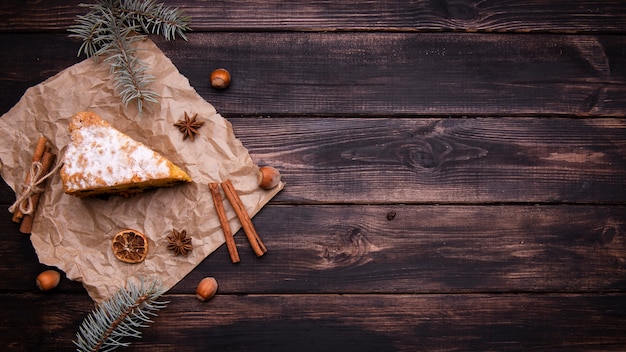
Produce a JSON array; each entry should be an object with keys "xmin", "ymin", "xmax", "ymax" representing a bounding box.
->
[
  {"xmin": 19, "ymin": 151, "xmax": 56, "ymax": 234},
  {"xmin": 12, "ymin": 136, "xmax": 48, "ymax": 222},
  {"xmin": 32, "ymin": 137, "xmax": 48, "ymax": 163},
  {"xmin": 209, "ymin": 182, "xmax": 240, "ymax": 263},
  {"xmin": 221, "ymin": 179, "xmax": 267, "ymax": 257}
]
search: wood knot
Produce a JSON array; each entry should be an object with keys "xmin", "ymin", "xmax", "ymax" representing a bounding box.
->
[
  {"xmin": 595, "ymin": 221, "xmax": 625, "ymax": 267},
  {"xmin": 317, "ymin": 226, "xmax": 380, "ymax": 269},
  {"xmin": 598, "ymin": 225, "xmax": 618, "ymax": 245}
]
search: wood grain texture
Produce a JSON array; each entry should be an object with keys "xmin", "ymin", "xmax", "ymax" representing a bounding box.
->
[
  {"xmin": 1, "ymin": 0, "xmax": 626, "ymax": 350},
  {"xmin": 161, "ymin": 33, "xmax": 626, "ymax": 116},
  {"xmin": 1, "ymin": 117, "xmax": 624, "ymax": 205},
  {"xmin": 1, "ymin": 33, "xmax": 625, "ymax": 117},
  {"xmin": 2, "ymin": 204, "xmax": 625, "ymax": 294},
  {"xmin": 2, "ymin": 293, "xmax": 626, "ymax": 351},
  {"xmin": 233, "ymin": 117, "xmax": 626, "ymax": 203},
  {"xmin": 2, "ymin": 0, "xmax": 626, "ymax": 33}
]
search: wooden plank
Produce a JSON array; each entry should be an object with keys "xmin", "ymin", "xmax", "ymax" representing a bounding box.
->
[
  {"xmin": 161, "ymin": 33, "xmax": 626, "ymax": 116},
  {"xmin": 1, "ymin": 117, "xmax": 625, "ymax": 204},
  {"xmin": 1, "ymin": 33, "xmax": 626, "ymax": 117},
  {"xmin": 0, "ymin": 180, "xmax": 12, "ymax": 204},
  {"xmin": 0, "ymin": 34, "xmax": 82, "ymax": 117},
  {"xmin": 2, "ymin": 293, "xmax": 626, "ymax": 351},
  {"xmin": 2, "ymin": 0, "xmax": 626, "ymax": 33},
  {"xmin": 1, "ymin": 204, "xmax": 625, "ymax": 294},
  {"xmin": 232, "ymin": 117, "xmax": 626, "ymax": 203},
  {"xmin": 135, "ymin": 204, "xmax": 626, "ymax": 294}
]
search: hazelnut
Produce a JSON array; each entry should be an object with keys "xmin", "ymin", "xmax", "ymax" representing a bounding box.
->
[
  {"xmin": 196, "ymin": 277, "xmax": 218, "ymax": 301},
  {"xmin": 210, "ymin": 68, "xmax": 231, "ymax": 89},
  {"xmin": 257, "ymin": 166, "xmax": 281, "ymax": 189},
  {"xmin": 36, "ymin": 269, "xmax": 61, "ymax": 291}
]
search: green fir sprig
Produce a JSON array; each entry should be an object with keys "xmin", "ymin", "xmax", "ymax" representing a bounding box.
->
[
  {"xmin": 68, "ymin": 0, "xmax": 191, "ymax": 112},
  {"xmin": 73, "ymin": 278, "xmax": 168, "ymax": 352}
]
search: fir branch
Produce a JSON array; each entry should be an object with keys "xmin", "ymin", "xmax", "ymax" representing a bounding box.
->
[
  {"xmin": 100, "ymin": 8, "xmax": 159, "ymax": 111},
  {"xmin": 118, "ymin": 0, "xmax": 191, "ymax": 41},
  {"xmin": 68, "ymin": 6, "xmax": 110, "ymax": 58},
  {"xmin": 73, "ymin": 278, "xmax": 168, "ymax": 352},
  {"xmin": 67, "ymin": 0, "xmax": 191, "ymax": 112}
]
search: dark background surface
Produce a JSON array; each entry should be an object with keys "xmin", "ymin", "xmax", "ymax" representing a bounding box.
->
[{"xmin": 1, "ymin": 1, "xmax": 626, "ymax": 351}]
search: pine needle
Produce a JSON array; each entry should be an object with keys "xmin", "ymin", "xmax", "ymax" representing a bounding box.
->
[
  {"xmin": 118, "ymin": 0, "xmax": 191, "ymax": 41},
  {"xmin": 73, "ymin": 278, "xmax": 168, "ymax": 352},
  {"xmin": 68, "ymin": 0, "xmax": 191, "ymax": 112}
]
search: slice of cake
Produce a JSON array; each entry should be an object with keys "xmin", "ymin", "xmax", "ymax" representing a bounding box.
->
[{"xmin": 60, "ymin": 111, "xmax": 191, "ymax": 197}]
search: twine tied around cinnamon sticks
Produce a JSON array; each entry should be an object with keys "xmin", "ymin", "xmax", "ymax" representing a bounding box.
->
[
  {"xmin": 9, "ymin": 136, "xmax": 63, "ymax": 234},
  {"xmin": 9, "ymin": 161, "xmax": 51, "ymax": 215}
]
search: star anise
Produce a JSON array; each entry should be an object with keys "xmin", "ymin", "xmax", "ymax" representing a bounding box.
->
[
  {"xmin": 166, "ymin": 229, "xmax": 193, "ymax": 256},
  {"xmin": 173, "ymin": 112, "xmax": 204, "ymax": 141}
]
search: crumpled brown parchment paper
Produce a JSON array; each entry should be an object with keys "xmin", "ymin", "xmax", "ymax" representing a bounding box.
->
[{"xmin": 0, "ymin": 37, "xmax": 283, "ymax": 303}]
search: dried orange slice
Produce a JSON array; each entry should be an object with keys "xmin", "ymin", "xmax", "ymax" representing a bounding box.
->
[{"xmin": 111, "ymin": 229, "xmax": 149, "ymax": 264}]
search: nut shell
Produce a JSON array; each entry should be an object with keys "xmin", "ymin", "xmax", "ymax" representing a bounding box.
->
[
  {"xmin": 196, "ymin": 277, "xmax": 218, "ymax": 301},
  {"xmin": 36, "ymin": 270, "xmax": 61, "ymax": 291},
  {"xmin": 210, "ymin": 68, "xmax": 231, "ymax": 89},
  {"xmin": 258, "ymin": 166, "xmax": 281, "ymax": 189}
]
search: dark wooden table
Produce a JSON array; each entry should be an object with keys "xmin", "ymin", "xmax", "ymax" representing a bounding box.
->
[{"xmin": 2, "ymin": 1, "xmax": 626, "ymax": 351}]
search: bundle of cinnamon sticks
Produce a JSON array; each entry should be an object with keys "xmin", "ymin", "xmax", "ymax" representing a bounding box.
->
[
  {"xmin": 11, "ymin": 136, "xmax": 57, "ymax": 234},
  {"xmin": 209, "ymin": 180, "xmax": 267, "ymax": 263}
]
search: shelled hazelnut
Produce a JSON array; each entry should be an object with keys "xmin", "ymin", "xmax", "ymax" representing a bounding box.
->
[
  {"xmin": 210, "ymin": 68, "xmax": 231, "ymax": 89},
  {"xmin": 257, "ymin": 166, "xmax": 281, "ymax": 189},
  {"xmin": 36, "ymin": 269, "xmax": 61, "ymax": 291},
  {"xmin": 196, "ymin": 277, "xmax": 218, "ymax": 301}
]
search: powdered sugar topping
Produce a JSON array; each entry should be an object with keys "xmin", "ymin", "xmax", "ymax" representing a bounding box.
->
[{"xmin": 63, "ymin": 124, "xmax": 169, "ymax": 191}]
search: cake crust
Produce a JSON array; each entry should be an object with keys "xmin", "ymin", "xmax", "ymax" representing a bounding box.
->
[{"xmin": 60, "ymin": 111, "xmax": 191, "ymax": 197}]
